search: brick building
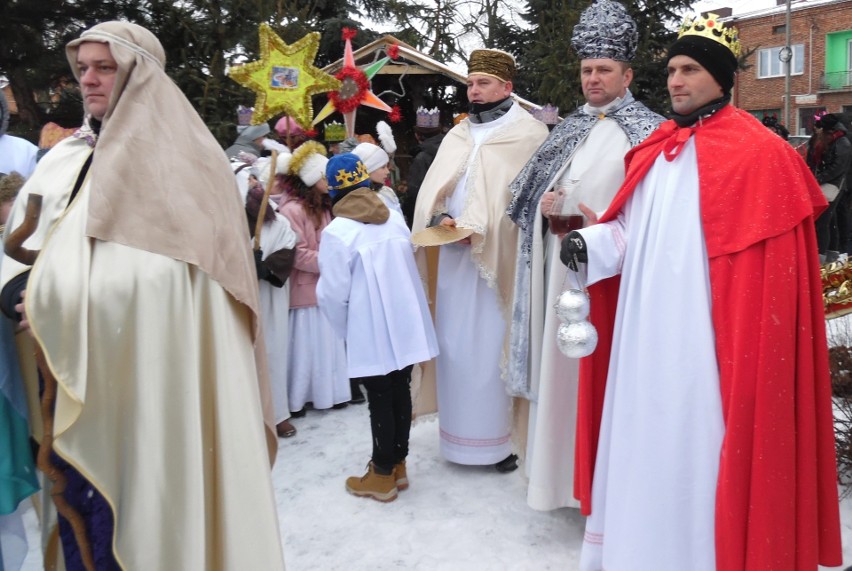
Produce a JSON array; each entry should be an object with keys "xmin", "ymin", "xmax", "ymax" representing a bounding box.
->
[{"xmin": 716, "ymin": 0, "xmax": 852, "ymax": 136}]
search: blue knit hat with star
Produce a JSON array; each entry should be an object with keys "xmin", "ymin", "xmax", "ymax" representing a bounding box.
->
[{"xmin": 326, "ymin": 153, "xmax": 371, "ymax": 198}]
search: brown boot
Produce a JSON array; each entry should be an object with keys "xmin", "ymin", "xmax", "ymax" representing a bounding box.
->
[
  {"xmin": 345, "ymin": 463, "xmax": 398, "ymax": 502},
  {"xmin": 393, "ymin": 461, "xmax": 409, "ymax": 491},
  {"xmin": 276, "ymin": 420, "xmax": 297, "ymax": 438}
]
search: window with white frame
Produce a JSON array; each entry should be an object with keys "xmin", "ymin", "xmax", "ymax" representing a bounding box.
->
[{"xmin": 757, "ymin": 44, "xmax": 804, "ymax": 78}]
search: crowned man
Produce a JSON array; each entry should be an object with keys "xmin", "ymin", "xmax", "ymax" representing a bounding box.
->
[
  {"xmin": 412, "ymin": 49, "xmax": 548, "ymax": 472},
  {"xmin": 560, "ymin": 14, "xmax": 842, "ymax": 570},
  {"xmin": 505, "ymin": 0, "xmax": 662, "ymax": 511}
]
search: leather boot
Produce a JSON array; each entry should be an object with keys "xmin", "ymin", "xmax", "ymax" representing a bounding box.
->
[
  {"xmin": 345, "ymin": 463, "xmax": 398, "ymax": 502},
  {"xmin": 393, "ymin": 461, "xmax": 409, "ymax": 491}
]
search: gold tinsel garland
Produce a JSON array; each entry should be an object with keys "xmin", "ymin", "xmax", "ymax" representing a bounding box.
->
[{"xmin": 822, "ymin": 258, "xmax": 852, "ymax": 319}]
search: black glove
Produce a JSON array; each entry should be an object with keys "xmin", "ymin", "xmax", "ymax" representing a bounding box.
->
[
  {"xmin": 254, "ymin": 249, "xmax": 272, "ymax": 282},
  {"xmin": 560, "ymin": 231, "xmax": 588, "ymax": 271}
]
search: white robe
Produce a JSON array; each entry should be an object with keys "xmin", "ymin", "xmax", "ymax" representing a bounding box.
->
[
  {"xmin": 525, "ymin": 116, "xmax": 630, "ymax": 511},
  {"xmin": 257, "ymin": 212, "xmax": 298, "ymax": 424},
  {"xmin": 0, "ymin": 135, "xmax": 38, "ymax": 178},
  {"xmin": 435, "ymin": 109, "xmax": 516, "ymax": 465},
  {"xmin": 317, "ymin": 208, "xmax": 438, "ymax": 377},
  {"xmin": 577, "ymin": 138, "xmax": 724, "ymax": 570}
]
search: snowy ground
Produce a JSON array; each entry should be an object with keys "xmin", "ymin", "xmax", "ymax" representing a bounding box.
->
[{"xmin": 18, "ymin": 400, "xmax": 852, "ymax": 569}]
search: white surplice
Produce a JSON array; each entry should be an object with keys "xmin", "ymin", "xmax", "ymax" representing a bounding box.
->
[
  {"xmin": 257, "ymin": 212, "xmax": 298, "ymax": 424},
  {"xmin": 435, "ymin": 109, "xmax": 517, "ymax": 465},
  {"xmin": 317, "ymin": 208, "xmax": 438, "ymax": 377},
  {"xmin": 525, "ymin": 116, "xmax": 630, "ymax": 511},
  {"xmin": 577, "ymin": 138, "xmax": 725, "ymax": 570}
]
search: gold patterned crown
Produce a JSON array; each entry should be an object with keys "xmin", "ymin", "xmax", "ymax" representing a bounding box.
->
[
  {"xmin": 678, "ymin": 13, "xmax": 741, "ymax": 59},
  {"xmin": 467, "ymin": 49, "xmax": 515, "ymax": 82}
]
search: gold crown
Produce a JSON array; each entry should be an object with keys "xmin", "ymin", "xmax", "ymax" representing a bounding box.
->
[
  {"xmin": 324, "ymin": 122, "xmax": 346, "ymax": 142},
  {"xmin": 678, "ymin": 13, "xmax": 741, "ymax": 59},
  {"xmin": 332, "ymin": 161, "xmax": 370, "ymax": 189}
]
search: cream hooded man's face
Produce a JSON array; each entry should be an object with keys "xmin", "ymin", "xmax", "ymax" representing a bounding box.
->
[{"xmin": 76, "ymin": 41, "xmax": 118, "ymax": 121}]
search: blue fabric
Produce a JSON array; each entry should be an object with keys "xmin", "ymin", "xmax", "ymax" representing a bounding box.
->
[
  {"xmin": 53, "ymin": 452, "xmax": 120, "ymax": 571},
  {"xmin": 0, "ymin": 316, "xmax": 38, "ymax": 516}
]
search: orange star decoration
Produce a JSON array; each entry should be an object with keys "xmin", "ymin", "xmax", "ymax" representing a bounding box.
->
[{"xmin": 228, "ymin": 24, "xmax": 341, "ymax": 128}]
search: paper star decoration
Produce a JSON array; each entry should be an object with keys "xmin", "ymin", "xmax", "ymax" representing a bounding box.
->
[
  {"xmin": 228, "ymin": 24, "xmax": 341, "ymax": 128},
  {"xmin": 312, "ymin": 28, "xmax": 393, "ymax": 136}
]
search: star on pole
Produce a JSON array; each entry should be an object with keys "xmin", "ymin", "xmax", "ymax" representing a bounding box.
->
[
  {"xmin": 228, "ymin": 24, "xmax": 341, "ymax": 128},
  {"xmin": 312, "ymin": 31, "xmax": 393, "ymax": 132}
]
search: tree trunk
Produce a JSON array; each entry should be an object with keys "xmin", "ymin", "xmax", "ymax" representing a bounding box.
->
[{"xmin": 7, "ymin": 68, "xmax": 42, "ymax": 128}]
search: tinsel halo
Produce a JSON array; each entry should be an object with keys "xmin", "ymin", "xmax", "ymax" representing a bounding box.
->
[{"xmin": 228, "ymin": 25, "xmax": 341, "ymax": 128}]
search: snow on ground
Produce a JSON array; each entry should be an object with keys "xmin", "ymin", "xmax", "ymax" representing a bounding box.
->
[{"xmin": 18, "ymin": 399, "xmax": 852, "ymax": 569}]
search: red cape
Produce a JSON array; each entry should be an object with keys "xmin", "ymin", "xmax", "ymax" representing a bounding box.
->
[{"xmin": 573, "ymin": 106, "xmax": 842, "ymax": 569}]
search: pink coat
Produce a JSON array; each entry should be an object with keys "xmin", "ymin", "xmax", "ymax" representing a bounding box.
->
[{"xmin": 278, "ymin": 194, "xmax": 331, "ymax": 308}]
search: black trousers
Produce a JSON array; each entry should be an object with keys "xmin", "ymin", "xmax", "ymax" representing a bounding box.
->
[{"xmin": 357, "ymin": 365, "xmax": 413, "ymax": 473}]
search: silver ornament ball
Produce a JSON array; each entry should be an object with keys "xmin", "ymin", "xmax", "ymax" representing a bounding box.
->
[
  {"xmin": 554, "ymin": 288, "xmax": 590, "ymax": 323},
  {"xmin": 557, "ymin": 320, "xmax": 598, "ymax": 358}
]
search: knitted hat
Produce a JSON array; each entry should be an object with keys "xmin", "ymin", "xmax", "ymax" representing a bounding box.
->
[
  {"xmin": 571, "ymin": 0, "xmax": 638, "ymax": 62},
  {"xmin": 236, "ymin": 123, "xmax": 270, "ymax": 141},
  {"xmin": 289, "ymin": 141, "xmax": 328, "ymax": 187},
  {"xmin": 667, "ymin": 35, "xmax": 737, "ymax": 93},
  {"xmin": 326, "ymin": 153, "xmax": 371, "ymax": 197},
  {"xmin": 274, "ymin": 116, "xmax": 305, "ymax": 137},
  {"xmin": 258, "ymin": 153, "xmax": 292, "ymax": 187},
  {"xmin": 668, "ymin": 13, "xmax": 740, "ymax": 94},
  {"xmin": 467, "ymin": 49, "xmax": 515, "ymax": 82},
  {"xmin": 816, "ymin": 113, "xmax": 840, "ymax": 131},
  {"xmin": 352, "ymin": 143, "xmax": 389, "ymax": 174}
]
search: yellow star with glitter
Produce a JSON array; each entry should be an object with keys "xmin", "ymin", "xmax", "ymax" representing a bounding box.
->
[{"xmin": 228, "ymin": 25, "xmax": 341, "ymax": 128}]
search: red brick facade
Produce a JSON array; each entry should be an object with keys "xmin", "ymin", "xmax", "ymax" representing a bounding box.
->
[{"xmin": 729, "ymin": 0, "xmax": 852, "ymax": 135}]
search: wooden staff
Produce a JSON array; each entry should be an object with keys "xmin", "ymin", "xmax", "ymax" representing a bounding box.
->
[
  {"xmin": 253, "ymin": 149, "xmax": 279, "ymax": 252},
  {"xmin": 4, "ymin": 193, "xmax": 96, "ymax": 571}
]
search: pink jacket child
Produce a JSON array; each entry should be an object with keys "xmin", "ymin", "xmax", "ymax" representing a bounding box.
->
[{"xmin": 278, "ymin": 193, "xmax": 332, "ymax": 308}]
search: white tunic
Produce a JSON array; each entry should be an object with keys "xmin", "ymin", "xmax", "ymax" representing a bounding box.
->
[
  {"xmin": 317, "ymin": 208, "xmax": 438, "ymax": 377},
  {"xmin": 577, "ymin": 138, "xmax": 725, "ymax": 570},
  {"xmin": 0, "ymin": 135, "xmax": 38, "ymax": 178},
  {"xmin": 435, "ymin": 109, "xmax": 516, "ymax": 465},
  {"xmin": 525, "ymin": 115, "xmax": 630, "ymax": 511},
  {"xmin": 257, "ymin": 212, "xmax": 298, "ymax": 424}
]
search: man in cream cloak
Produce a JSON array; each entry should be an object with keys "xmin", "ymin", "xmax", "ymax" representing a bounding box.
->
[
  {"xmin": 0, "ymin": 22, "xmax": 285, "ymax": 570},
  {"xmin": 412, "ymin": 49, "xmax": 548, "ymax": 468},
  {"xmin": 506, "ymin": 0, "xmax": 662, "ymax": 510}
]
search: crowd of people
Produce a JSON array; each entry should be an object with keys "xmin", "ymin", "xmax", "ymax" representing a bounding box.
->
[{"xmin": 0, "ymin": 0, "xmax": 848, "ymax": 569}]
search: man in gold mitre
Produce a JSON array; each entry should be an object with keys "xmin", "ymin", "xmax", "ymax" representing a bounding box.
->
[{"xmin": 412, "ymin": 48, "xmax": 548, "ymax": 473}]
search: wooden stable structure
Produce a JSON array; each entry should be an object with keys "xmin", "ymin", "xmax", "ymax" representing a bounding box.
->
[{"xmin": 316, "ymin": 35, "xmax": 541, "ymax": 184}]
